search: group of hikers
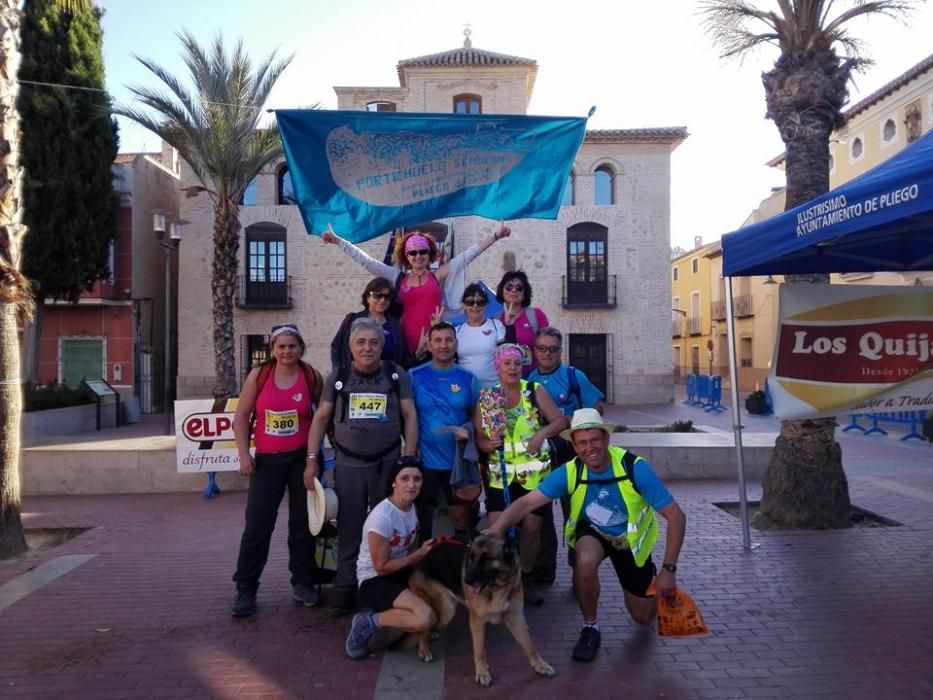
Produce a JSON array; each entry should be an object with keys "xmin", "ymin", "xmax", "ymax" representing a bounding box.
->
[{"xmin": 228, "ymin": 225, "xmax": 686, "ymax": 664}]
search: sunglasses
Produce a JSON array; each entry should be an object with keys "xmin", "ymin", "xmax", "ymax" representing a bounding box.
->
[
  {"xmin": 463, "ymin": 298, "xmax": 488, "ymax": 307},
  {"xmin": 407, "ymin": 249, "xmax": 430, "ymax": 257},
  {"xmin": 369, "ymin": 291, "xmax": 393, "ymax": 301},
  {"xmin": 535, "ymin": 345, "xmax": 562, "ymax": 354},
  {"xmin": 504, "ymin": 283, "xmax": 525, "ymax": 292}
]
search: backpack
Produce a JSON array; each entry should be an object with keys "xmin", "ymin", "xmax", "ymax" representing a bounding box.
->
[
  {"xmin": 571, "ymin": 449, "xmax": 641, "ymax": 496},
  {"xmin": 329, "ymin": 360, "xmax": 404, "ymax": 462},
  {"xmin": 250, "ymin": 360, "xmax": 321, "ymax": 438}
]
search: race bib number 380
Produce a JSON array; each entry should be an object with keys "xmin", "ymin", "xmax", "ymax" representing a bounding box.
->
[
  {"xmin": 264, "ymin": 408, "xmax": 299, "ymax": 436},
  {"xmin": 349, "ymin": 393, "xmax": 388, "ymax": 420}
]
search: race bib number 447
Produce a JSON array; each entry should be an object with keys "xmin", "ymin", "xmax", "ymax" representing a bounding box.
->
[
  {"xmin": 349, "ymin": 393, "xmax": 388, "ymax": 419},
  {"xmin": 264, "ymin": 408, "xmax": 299, "ymax": 436}
]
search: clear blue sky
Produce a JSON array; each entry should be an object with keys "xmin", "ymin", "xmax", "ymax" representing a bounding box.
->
[{"xmin": 98, "ymin": 0, "xmax": 933, "ymax": 249}]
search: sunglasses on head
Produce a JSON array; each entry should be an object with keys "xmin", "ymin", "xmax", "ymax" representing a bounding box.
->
[
  {"xmin": 407, "ymin": 248, "xmax": 430, "ymax": 257},
  {"xmin": 369, "ymin": 291, "xmax": 393, "ymax": 301},
  {"xmin": 463, "ymin": 298, "xmax": 488, "ymax": 307},
  {"xmin": 504, "ymin": 283, "xmax": 524, "ymax": 292},
  {"xmin": 535, "ymin": 344, "xmax": 561, "ymax": 354}
]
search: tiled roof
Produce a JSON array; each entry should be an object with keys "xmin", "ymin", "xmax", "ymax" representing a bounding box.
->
[
  {"xmin": 585, "ymin": 127, "xmax": 688, "ymax": 146},
  {"xmin": 845, "ymin": 52, "xmax": 933, "ymax": 121},
  {"xmin": 397, "ymin": 45, "xmax": 536, "ymax": 85},
  {"xmin": 114, "ymin": 153, "xmax": 138, "ymax": 164}
]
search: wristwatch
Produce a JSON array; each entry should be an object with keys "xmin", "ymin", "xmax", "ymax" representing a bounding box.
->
[{"xmin": 661, "ymin": 563, "xmax": 677, "ymax": 574}]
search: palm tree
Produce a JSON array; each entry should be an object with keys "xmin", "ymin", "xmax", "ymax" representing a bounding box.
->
[
  {"xmin": 701, "ymin": 0, "xmax": 914, "ymax": 528},
  {"xmin": 0, "ymin": 0, "xmax": 31, "ymax": 558},
  {"xmin": 115, "ymin": 32, "xmax": 292, "ymax": 398}
]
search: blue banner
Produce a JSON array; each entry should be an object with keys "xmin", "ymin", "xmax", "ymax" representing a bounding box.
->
[{"xmin": 276, "ymin": 110, "xmax": 587, "ymax": 243}]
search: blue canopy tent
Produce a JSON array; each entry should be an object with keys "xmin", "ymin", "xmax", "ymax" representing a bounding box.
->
[{"xmin": 719, "ymin": 129, "xmax": 933, "ymax": 547}]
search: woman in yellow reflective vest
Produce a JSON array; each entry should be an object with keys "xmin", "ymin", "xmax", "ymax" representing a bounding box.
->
[{"xmin": 475, "ymin": 344, "xmax": 567, "ymax": 588}]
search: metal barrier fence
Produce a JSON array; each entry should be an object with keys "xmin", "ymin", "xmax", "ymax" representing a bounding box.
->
[
  {"xmin": 843, "ymin": 410, "xmax": 929, "ymax": 442},
  {"xmin": 683, "ymin": 374, "xmax": 727, "ymax": 413}
]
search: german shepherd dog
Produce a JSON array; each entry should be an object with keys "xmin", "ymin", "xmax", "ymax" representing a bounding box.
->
[{"xmin": 408, "ymin": 533, "xmax": 555, "ymax": 687}]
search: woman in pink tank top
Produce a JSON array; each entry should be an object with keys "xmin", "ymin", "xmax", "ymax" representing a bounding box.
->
[
  {"xmin": 231, "ymin": 323, "xmax": 323, "ymax": 617},
  {"xmin": 322, "ymin": 224, "xmax": 513, "ymax": 354}
]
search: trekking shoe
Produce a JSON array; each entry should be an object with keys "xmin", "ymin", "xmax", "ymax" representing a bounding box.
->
[
  {"xmin": 345, "ymin": 612, "xmax": 378, "ymax": 659},
  {"xmin": 571, "ymin": 626, "xmax": 601, "ymax": 662},
  {"xmin": 292, "ymin": 583, "xmax": 321, "ymax": 608},
  {"xmin": 231, "ymin": 589, "xmax": 257, "ymax": 618}
]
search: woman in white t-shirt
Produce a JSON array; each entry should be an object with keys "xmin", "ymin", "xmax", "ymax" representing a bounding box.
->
[
  {"xmin": 455, "ymin": 283, "xmax": 506, "ymax": 388},
  {"xmin": 345, "ymin": 457, "xmax": 436, "ymax": 660}
]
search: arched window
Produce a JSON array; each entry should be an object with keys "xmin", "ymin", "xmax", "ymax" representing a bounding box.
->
[
  {"xmin": 238, "ymin": 177, "xmax": 258, "ymax": 206},
  {"xmin": 851, "ymin": 136, "xmax": 864, "ymax": 160},
  {"xmin": 453, "ymin": 93, "xmax": 482, "ymax": 114},
  {"xmin": 594, "ymin": 166, "xmax": 614, "ymax": 205},
  {"xmin": 277, "ymin": 165, "xmax": 296, "ymax": 205},
  {"xmin": 882, "ymin": 118, "xmax": 896, "ymax": 143},
  {"xmin": 561, "ymin": 173, "xmax": 575, "ymax": 207},
  {"xmin": 366, "ymin": 101, "xmax": 396, "ymax": 112}
]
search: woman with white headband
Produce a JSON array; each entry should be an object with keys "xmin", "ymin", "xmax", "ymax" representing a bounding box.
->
[
  {"xmin": 231, "ymin": 323, "xmax": 324, "ymax": 618},
  {"xmin": 475, "ymin": 343, "xmax": 567, "ymax": 603},
  {"xmin": 321, "ymin": 224, "xmax": 511, "ymax": 353}
]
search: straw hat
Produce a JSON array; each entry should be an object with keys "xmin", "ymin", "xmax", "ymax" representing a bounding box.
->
[
  {"xmin": 307, "ymin": 477, "xmax": 339, "ymax": 535},
  {"xmin": 559, "ymin": 407, "xmax": 618, "ymax": 441}
]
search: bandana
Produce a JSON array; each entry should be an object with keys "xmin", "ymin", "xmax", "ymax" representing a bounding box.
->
[
  {"xmin": 494, "ymin": 343, "xmax": 524, "ymax": 370},
  {"xmin": 404, "ymin": 234, "xmax": 431, "ymax": 252},
  {"xmin": 271, "ymin": 323, "xmax": 301, "ymax": 340}
]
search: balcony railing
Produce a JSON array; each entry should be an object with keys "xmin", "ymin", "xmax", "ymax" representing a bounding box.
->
[
  {"xmin": 561, "ymin": 274, "xmax": 617, "ymax": 308},
  {"xmin": 734, "ymin": 294, "xmax": 753, "ymax": 318},
  {"xmin": 687, "ymin": 316, "xmax": 702, "ymax": 335},
  {"xmin": 235, "ymin": 275, "xmax": 293, "ymax": 309},
  {"xmin": 711, "ymin": 300, "xmax": 726, "ymax": 321},
  {"xmin": 710, "ymin": 296, "xmax": 754, "ymax": 320}
]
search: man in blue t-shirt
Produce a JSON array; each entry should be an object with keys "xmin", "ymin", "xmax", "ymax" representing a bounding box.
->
[
  {"xmin": 528, "ymin": 326, "xmax": 606, "ymax": 584},
  {"xmin": 487, "ymin": 408, "xmax": 686, "ymax": 664},
  {"xmin": 528, "ymin": 326, "xmax": 605, "ymax": 417},
  {"xmin": 410, "ymin": 322, "xmax": 480, "ymax": 540}
]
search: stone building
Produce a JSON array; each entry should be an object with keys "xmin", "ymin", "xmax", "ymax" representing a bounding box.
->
[{"xmin": 176, "ymin": 36, "xmax": 686, "ymax": 404}]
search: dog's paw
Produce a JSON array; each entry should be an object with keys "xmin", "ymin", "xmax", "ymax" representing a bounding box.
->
[
  {"xmin": 474, "ymin": 668, "xmax": 493, "ymax": 687},
  {"xmin": 532, "ymin": 659, "xmax": 555, "ymax": 678},
  {"xmin": 418, "ymin": 649, "xmax": 434, "ymax": 663}
]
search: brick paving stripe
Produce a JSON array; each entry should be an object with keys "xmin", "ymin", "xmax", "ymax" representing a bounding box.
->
[{"xmin": 0, "ymin": 554, "xmax": 96, "ymax": 611}]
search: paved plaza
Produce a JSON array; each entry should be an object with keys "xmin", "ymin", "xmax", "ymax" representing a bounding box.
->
[{"xmin": 1, "ymin": 393, "xmax": 931, "ymax": 699}]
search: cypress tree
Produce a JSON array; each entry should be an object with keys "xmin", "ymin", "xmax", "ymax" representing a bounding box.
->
[{"xmin": 18, "ymin": 0, "xmax": 118, "ymax": 308}]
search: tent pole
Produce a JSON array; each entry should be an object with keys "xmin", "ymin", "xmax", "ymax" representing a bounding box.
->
[{"xmin": 724, "ymin": 276, "xmax": 753, "ymax": 549}]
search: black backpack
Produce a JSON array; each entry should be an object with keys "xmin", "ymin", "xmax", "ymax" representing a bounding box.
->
[
  {"xmin": 328, "ymin": 360, "xmax": 403, "ymax": 462},
  {"xmin": 570, "ymin": 449, "xmax": 641, "ymax": 496}
]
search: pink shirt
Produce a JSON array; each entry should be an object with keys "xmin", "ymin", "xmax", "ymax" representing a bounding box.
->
[
  {"xmin": 253, "ymin": 369, "xmax": 313, "ymax": 454},
  {"xmin": 398, "ymin": 272, "xmax": 441, "ymax": 351}
]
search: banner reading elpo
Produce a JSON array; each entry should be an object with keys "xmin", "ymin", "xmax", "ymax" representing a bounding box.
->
[
  {"xmin": 174, "ymin": 399, "xmax": 243, "ymax": 473},
  {"xmin": 770, "ymin": 285, "xmax": 933, "ymax": 419}
]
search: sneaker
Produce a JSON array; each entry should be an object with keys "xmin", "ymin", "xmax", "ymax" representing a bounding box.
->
[
  {"xmin": 330, "ymin": 589, "xmax": 356, "ymax": 617},
  {"xmin": 292, "ymin": 583, "xmax": 321, "ymax": 608},
  {"xmin": 345, "ymin": 612, "xmax": 378, "ymax": 659},
  {"xmin": 571, "ymin": 626, "xmax": 601, "ymax": 662},
  {"xmin": 231, "ymin": 589, "xmax": 257, "ymax": 618}
]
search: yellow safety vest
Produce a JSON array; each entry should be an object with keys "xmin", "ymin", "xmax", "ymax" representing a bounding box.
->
[
  {"xmin": 564, "ymin": 446, "xmax": 658, "ymax": 567},
  {"xmin": 485, "ymin": 380, "xmax": 551, "ymax": 491}
]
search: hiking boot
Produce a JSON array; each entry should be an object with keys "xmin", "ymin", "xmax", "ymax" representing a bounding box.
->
[
  {"xmin": 522, "ymin": 573, "xmax": 545, "ymax": 606},
  {"xmin": 292, "ymin": 583, "xmax": 321, "ymax": 608},
  {"xmin": 571, "ymin": 626, "xmax": 601, "ymax": 662},
  {"xmin": 231, "ymin": 589, "xmax": 257, "ymax": 618},
  {"xmin": 345, "ymin": 612, "xmax": 378, "ymax": 659}
]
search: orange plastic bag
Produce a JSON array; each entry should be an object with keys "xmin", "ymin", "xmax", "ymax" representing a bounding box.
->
[{"xmin": 656, "ymin": 586, "xmax": 710, "ymax": 638}]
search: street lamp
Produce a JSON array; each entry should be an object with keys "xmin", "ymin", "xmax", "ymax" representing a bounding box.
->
[{"xmin": 153, "ymin": 212, "xmax": 186, "ymax": 435}]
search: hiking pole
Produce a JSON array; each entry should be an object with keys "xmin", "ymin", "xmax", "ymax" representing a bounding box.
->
[{"xmin": 497, "ymin": 445, "xmax": 517, "ymax": 541}]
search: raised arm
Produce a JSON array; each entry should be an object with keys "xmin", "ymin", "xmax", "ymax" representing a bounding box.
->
[
  {"xmin": 322, "ymin": 227, "xmax": 398, "ymax": 280},
  {"xmin": 436, "ymin": 224, "xmax": 511, "ymax": 284}
]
